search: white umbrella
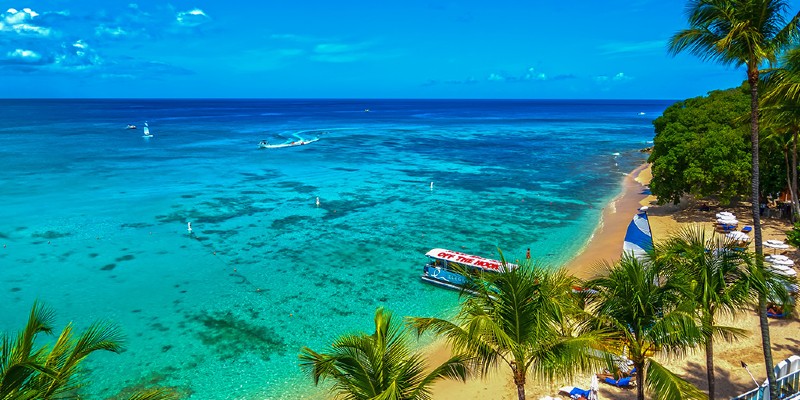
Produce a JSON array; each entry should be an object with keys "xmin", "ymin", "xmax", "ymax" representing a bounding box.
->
[
  {"xmin": 717, "ymin": 212, "xmax": 735, "ymax": 219},
  {"xmin": 768, "ymin": 266, "xmax": 797, "ymax": 277},
  {"xmin": 767, "ymin": 254, "xmax": 791, "ymax": 261},
  {"xmin": 763, "ymin": 241, "xmax": 790, "ymax": 254},
  {"xmin": 767, "ymin": 258, "xmax": 794, "ymax": 266}
]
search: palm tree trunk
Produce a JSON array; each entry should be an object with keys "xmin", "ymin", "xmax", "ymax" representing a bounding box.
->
[
  {"xmin": 748, "ymin": 67, "xmax": 778, "ymax": 400},
  {"xmin": 784, "ymin": 146, "xmax": 793, "ymax": 218},
  {"xmin": 636, "ymin": 361, "xmax": 645, "ymax": 400},
  {"xmin": 706, "ymin": 336, "xmax": 715, "ymax": 400},
  {"xmin": 512, "ymin": 363, "xmax": 526, "ymax": 400},
  {"xmin": 792, "ymin": 127, "xmax": 799, "ymax": 220}
]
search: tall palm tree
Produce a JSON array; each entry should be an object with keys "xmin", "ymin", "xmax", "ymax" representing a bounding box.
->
[
  {"xmin": 0, "ymin": 301, "xmax": 179, "ymax": 400},
  {"xmin": 763, "ymin": 46, "xmax": 800, "ymax": 219},
  {"xmin": 299, "ymin": 307, "xmax": 468, "ymax": 400},
  {"xmin": 585, "ymin": 254, "xmax": 707, "ymax": 400},
  {"xmin": 655, "ymin": 226, "xmax": 751, "ymax": 400},
  {"xmin": 669, "ymin": 2, "xmax": 800, "ymax": 396},
  {"xmin": 408, "ymin": 256, "xmax": 605, "ymax": 400}
]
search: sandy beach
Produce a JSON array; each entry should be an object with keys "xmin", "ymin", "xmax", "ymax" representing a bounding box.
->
[{"xmin": 425, "ymin": 164, "xmax": 800, "ymax": 400}]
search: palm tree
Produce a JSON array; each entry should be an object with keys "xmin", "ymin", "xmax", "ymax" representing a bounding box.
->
[
  {"xmin": 0, "ymin": 301, "xmax": 179, "ymax": 400},
  {"xmin": 763, "ymin": 46, "xmax": 800, "ymax": 220},
  {"xmin": 655, "ymin": 226, "xmax": 751, "ymax": 399},
  {"xmin": 585, "ymin": 254, "xmax": 707, "ymax": 400},
  {"xmin": 408, "ymin": 256, "xmax": 604, "ymax": 400},
  {"xmin": 669, "ymin": 2, "xmax": 800, "ymax": 396},
  {"xmin": 299, "ymin": 307, "xmax": 468, "ymax": 400}
]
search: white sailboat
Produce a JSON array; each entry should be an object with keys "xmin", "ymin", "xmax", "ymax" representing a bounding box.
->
[{"xmin": 142, "ymin": 122, "xmax": 153, "ymax": 138}]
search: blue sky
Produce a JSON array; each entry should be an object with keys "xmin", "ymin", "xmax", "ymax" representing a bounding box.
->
[{"xmin": 1, "ymin": 1, "xmax": 797, "ymax": 99}]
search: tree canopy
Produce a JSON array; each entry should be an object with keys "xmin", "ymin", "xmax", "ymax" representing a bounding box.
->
[{"xmin": 649, "ymin": 86, "xmax": 752, "ymax": 205}]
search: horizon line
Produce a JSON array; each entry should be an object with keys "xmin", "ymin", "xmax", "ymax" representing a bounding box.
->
[{"xmin": 0, "ymin": 97, "xmax": 679, "ymax": 102}]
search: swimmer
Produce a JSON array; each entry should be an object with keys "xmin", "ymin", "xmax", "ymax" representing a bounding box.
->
[{"xmin": 187, "ymin": 222, "xmax": 192, "ymax": 234}]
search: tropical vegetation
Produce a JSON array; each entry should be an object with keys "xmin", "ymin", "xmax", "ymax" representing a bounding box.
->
[
  {"xmin": 299, "ymin": 307, "xmax": 468, "ymax": 400},
  {"xmin": 655, "ymin": 226, "xmax": 752, "ymax": 400},
  {"xmin": 584, "ymin": 254, "xmax": 707, "ymax": 400},
  {"xmin": 669, "ymin": 1, "xmax": 800, "ymax": 395},
  {"xmin": 0, "ymin": 301, "xmax": 179, "ymax": 400},
  {"xmin": 648, "ymin": 86, "xmax": 752, "ymax": 205},
  {"xmin": 407, "ymin": 256, "xmax": 605, "ymax": 400}
]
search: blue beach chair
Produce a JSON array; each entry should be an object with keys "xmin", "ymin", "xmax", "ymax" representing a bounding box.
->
[
  {"xmin": 558, "ymin": 385, "xmax": 591, "ymax": 399},
  {"xmin": 603, "ymin": 376, "xmax": 634, "ymax": 387}
]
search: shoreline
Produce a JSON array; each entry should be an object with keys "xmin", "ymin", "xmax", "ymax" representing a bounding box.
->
[
  {"xmin": 424, "ymin": 164, "xmax": 654, "ymax": 399},
  {"xmin": 424, "ymin": 163, "xmax": 800, "ymax": 400},
  {"xmin": 565, "ymin": 163, "xmax": 651, "ymax": 279}
]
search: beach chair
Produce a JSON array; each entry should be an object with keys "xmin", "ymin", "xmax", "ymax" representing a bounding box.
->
[
  {"xmin": 603, "ymin": 376, "xmax": 634, "ymax": 388},
  {"xmin": 741, "ymin": 225, "xmax": 753, "ymax": 233},
  {"xmin": 558, "ymin": 386, "xmax": 591, "ymax": 399}
]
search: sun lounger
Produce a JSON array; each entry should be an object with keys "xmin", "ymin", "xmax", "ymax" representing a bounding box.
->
[
  {"xmin": 558, "ymin": 386, "xmax": 591, "ymax": 399},
  {"xmin": 603, "ymin": 376, "xmax": 634, "ymax": 387}
]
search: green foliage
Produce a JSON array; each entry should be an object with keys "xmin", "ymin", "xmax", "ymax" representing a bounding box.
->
[
  {"xmin": 585, "ymin": 254, "xmax": 706, "ymax": 400},
  {"xmin": 786, "ymin": 221, "xmax": 800, "ymax": 247},
  {"xmin": 408, "ymin": 254, "xmax": 606, "ymax": 400},
  {"xmin": 299, "ymin": 307, "xmax": 468, "ymax": 400},
  {"xmin": 648, "ymin": 86, "xmax": 752, "ymax": 205},
  {"xmin": 0, "ymin": 302, "xmax": 181, "ymax": 400}
]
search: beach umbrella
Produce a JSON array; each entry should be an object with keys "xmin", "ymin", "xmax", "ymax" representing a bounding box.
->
[
  {"xmin": 766, "ymin": 257, "xmax": 794, "ymax": 266},
  {"xmin": 763, "ymin": 240, "xmax": 790, "ymax": 254}
]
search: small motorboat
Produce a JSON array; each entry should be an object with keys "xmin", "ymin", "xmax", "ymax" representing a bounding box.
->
[
  {"xmin": 259, "ymin": 138, "xmax": 319, "ymax": 149},
  {"xmin": 126, "ymin": 124, "xmax": 137, "ymax": 129}
]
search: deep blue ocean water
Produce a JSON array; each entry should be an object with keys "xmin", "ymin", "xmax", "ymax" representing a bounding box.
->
[{"xmin": 0, "ymin": 99, "xmax": 670, "ymax": 399}]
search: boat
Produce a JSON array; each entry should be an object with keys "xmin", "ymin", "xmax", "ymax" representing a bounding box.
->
[
  {"xmin": 258, "ymin": 138, "xmax": 319, "ymax": 149},
  {"xmin": 622, "ymin": 206, "xmax": 653, "ymax": 261},
  {"xmin": 420, "ymin": 248, "xmax": 517, "ymax": 293},
  {"xmin": 126, "ymin": 124, "xmax": 137, "ymax": 129},
  {"xmin": 142, "ymin": 122, "xmax": 153, "ymax": 138}
]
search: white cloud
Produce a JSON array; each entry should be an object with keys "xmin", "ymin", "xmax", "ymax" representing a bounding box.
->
[
  {"xmin": 1, "ymin": 7, "xmax": 50, "ymax": 36},
  {"xmin": 176, "ymin": 8, "xmax": 210, "ymax": 27},
  {"xmin": 7, "ymin": 48, "xmax": 41, "ymax": 61},
  {"xmin": 488, "ymin": 73, "xmax": 504, "ymax": 81},
  {"xmin": 95, "ymin": 25, "xmax": 127, "ymax": 37},
  {"xmin": 595, "ymin": 72, "xmax": 632, "ymax": 84}
]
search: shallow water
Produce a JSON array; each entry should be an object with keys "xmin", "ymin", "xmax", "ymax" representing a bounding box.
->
[{"xmin": 0, "ymin": 99, "xmax": 669, "ymax": 398}]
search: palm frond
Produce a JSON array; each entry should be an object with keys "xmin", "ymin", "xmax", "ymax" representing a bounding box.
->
[{"xmin": 646, "ymin": 359, "xmax": 708, "ymax": 400}]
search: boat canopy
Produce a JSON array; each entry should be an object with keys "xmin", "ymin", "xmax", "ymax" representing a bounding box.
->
[{"xmin": 425, "ymin": 248, "xmax": 517, "ymax": 272}]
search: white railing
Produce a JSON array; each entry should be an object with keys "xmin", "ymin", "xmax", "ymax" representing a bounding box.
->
[{"xmin": 731, "ymin": 369, "xmax": 800, "ymax": 400}]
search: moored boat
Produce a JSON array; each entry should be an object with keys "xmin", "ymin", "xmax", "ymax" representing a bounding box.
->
[{"xmin": 421, "ymin": 248, "xmax": 516, "ymax": 293}]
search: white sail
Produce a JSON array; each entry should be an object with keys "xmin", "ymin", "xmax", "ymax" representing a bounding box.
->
[{"xmin": 143, "ymin": 121, "xmax": 152, "ymax": 137}]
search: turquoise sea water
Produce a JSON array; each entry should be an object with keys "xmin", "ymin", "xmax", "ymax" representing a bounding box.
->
[{"xmin": 0, "ymin": 99, "xmax": 669, "ymax": 399}]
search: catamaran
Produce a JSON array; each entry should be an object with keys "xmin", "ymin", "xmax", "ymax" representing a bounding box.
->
[
  {"xmin": 142, "ymin": 122, "xmax": 153, "ymax": 138},
  {"xmin": 421, "ymin": 248, "xmax": 517, "ymax": 292}
]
